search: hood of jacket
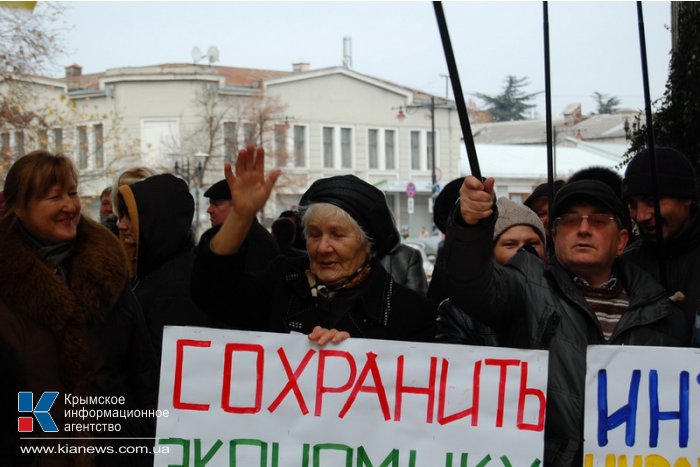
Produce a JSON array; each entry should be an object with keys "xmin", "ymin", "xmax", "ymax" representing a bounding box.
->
[{"xmin": 119, "ymin": 173, "xmax": 194, "ymax": 279}]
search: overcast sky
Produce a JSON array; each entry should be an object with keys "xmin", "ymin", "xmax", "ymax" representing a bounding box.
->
[{"xmin": 57, "ymin": 1, "xmax": 672, "ymax": 118}]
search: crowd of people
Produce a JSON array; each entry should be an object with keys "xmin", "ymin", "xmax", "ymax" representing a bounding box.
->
[{"xmin": 1, "ymin": 144, "xmax": 698, "ymax": 466}]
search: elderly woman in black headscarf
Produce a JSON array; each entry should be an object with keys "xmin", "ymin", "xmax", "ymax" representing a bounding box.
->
[{"xmin": 191, "ymin": 145, "xmax": 436, "ymax": 344}]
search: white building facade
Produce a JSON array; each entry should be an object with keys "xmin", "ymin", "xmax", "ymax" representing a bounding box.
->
[{"xmin": 1, "ymin": 63, "xmax": 461, "ymax": 236}]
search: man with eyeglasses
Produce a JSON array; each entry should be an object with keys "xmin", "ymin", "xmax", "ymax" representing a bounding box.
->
[
  {"xmin": 443, "ymin": 176, "xmax": 686, "ymax": 467},
  {"xmin": 621, "ymin": 147, "xmax": 700, "ymax": 345}
]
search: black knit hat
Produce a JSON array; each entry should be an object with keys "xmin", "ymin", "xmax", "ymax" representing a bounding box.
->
[
  {"xmin": 552, "ymin": 180, "xmax": 627, "ymax": 225},
  {"xmin": 622, "ymin": 147, "xmax": 698, "ymax": 201},
  {"xmin": 299, "ymin": 175, "xmax": 399, "ymax": 255},
  {"xmin": 433, "ymin": 177, "xmax": 464, "ymax": 234},
  {"xmin": 568, "ymin": 166, "xmax": 623, "ymax": 199},
  {"xmin": 203, "ymin": 179, "xmax": 231, "ymax": 200}
]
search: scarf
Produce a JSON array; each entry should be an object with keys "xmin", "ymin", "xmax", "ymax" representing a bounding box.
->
[{"xmin": 17, "ymin": 222, "xmax": 75, "ymax": 283}]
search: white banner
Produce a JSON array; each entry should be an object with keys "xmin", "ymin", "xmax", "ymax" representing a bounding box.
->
[
  {"xmin": 584, "ymin": 345, "xmax": 700, "ymax": 466},
  {"xmin": 155, "ymin": 326, "xmax": 548, "ymax": 467}
]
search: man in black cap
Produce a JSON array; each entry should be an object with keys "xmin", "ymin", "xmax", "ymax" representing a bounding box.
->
[
  {"xmin": 444, "ymin": 175, "xmax": 686, "ymax": 467},
  {"xmin": 622, "ymin": 147, "xmax": 700, "ymax": 344},
  {"xmin": 201, "ymin": 178, "xmax": 279, "ymax": 276},
  {"xmin": 203, "ymin": 179, "xmax": 234, "ymax": 228}
]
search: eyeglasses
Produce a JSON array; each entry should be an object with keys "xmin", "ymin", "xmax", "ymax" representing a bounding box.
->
[{"xmin": 554, "ymin": 213, "xmax": 618, "ymax": 230}]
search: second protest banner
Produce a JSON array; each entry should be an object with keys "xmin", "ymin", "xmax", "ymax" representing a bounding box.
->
[{"xmin": 155, "ymin": 326, "xmax": 549, "ymax": 466}]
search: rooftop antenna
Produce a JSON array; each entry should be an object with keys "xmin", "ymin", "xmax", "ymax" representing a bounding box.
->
[
  {"xmin": 191, "ymin": 46, "xmax": 220, "ymax": 65},
  {"xmin": 207, "ymin": 46, "xmax": 220, "ymax": 64},
  {"xmin": 342, "ymin": 36, "xmax": 352, "ymax": 68}
]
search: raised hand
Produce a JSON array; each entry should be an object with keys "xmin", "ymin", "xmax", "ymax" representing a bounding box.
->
[
  {"xmin": 224, "ymin": 145, "xmax": 281, "ymax": 218},
  {"xmin": 459, "ymin": 176, "xmax": 496, "ymax": 225},
  {"xmin": 210, "ymin": 145, "xmax": 281, "ymax": 255}
]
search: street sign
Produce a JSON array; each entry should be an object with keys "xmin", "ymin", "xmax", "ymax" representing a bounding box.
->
[
  {"xmin": 406, "ymin": 182, "xmax": 416, "ymax": 198},
  {"xmin": 407, "ymin": 197, "xmax": 415, "ymax": 214}
]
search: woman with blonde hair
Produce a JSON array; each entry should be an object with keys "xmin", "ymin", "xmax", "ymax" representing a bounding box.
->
[{"xmin": 0, "ymin": 151, "xmax": 157, "ymax": 466}]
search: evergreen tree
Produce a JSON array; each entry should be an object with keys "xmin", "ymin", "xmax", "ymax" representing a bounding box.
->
[
  {"xmin": 592, "ymin": 92, "xmax": 620, "ymax": 114},
  {"xmin": 474, "ymin": 75, "xmax": 541, "ymax": 121},
  {"xmin": 624, "ymin": 3, "xmax": 700, "ymax": 174}
]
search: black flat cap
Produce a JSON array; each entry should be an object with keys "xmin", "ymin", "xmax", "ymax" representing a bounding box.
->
[
  {"xmin": 552, "ymin": 179, "xmax": 627, "ymax": 224},
  {"xmin": 203, "ymin": 179, "xmax": 231, "ymax": 200},
  {"xmin": 524, "ymin": 179, "xmax": 565, "ymax": 208}
]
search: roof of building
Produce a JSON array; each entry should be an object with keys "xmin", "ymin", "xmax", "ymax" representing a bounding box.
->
[
  {"xmin": 63, "ymin": 63, "xmax": 293, "ymax": 90},
  {"xmin": 471, "ymin": 110, "xmax": 644, "ymax": 144},
  {"xmin": 464, "ymin": 143, "xmax": 627, "ymax": 180}
]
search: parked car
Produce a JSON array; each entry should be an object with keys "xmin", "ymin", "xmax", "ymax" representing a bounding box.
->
[
  {"xmin": 402, "ymin": 240, "xmax": 435, "ymax": 280},
  {"xmin": 403, "ymin": 235, "xmax": 442, "ymax": 260}
]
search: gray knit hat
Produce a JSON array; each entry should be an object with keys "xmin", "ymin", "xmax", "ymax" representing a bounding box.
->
[{"xmin": 494, "ymin": 197, "xmax": 546, "ymax": 247}]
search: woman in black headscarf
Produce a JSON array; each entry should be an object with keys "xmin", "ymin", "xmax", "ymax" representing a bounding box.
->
[{"xmin": 192, "ymin": 145, "xmax": 436, "ymax": 344}]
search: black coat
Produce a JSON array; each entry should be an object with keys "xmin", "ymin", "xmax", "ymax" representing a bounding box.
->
[
  {"xmin": 0, "ymin": 217, "xmax": 158, "ymax": 466},
  {"xmin": 191, "ymin": 228, "xmax": 436, "ymax": 342},
  {"xmin": 122, "ymin": 174, "xmax": 207, "ymax": 357},
  {"xmin": 379, "ymin": 243, "xmax": 428, "ymax": 296},
  {"xmin": 623, "ymin": 205, "xmax": 700, "ymax": 344},
  {"xmin": 444, "ymin": 208, "xmax": 687, "ymax": 467}
]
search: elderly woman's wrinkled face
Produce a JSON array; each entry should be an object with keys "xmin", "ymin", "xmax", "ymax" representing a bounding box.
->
[
  {"xmin": 16, "ymin": 182, "xmax": 81, "ymax": 244},
  {"xmin": 306, "ymin": 214, "xmax": 371, "ymax": 284}
]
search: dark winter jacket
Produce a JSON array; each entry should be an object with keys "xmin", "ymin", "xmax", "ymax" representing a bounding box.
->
[
  {"xmin": 379, "ymin": 243, "xmax": 428, "ymax": 296},
  {"xmin": 191, "ymin": 228, "xmax": 436, "ymax": 342},
  {"xmin": 444, "ymin": 209, "xmax": 687, "ymax": 467},
  {"xmin": 201, "ymin": 221, "xmax": 280, "ymax": 275},
  {"xmin": 0, "ymin": 216, "xmax": 158, "ymax": 466},
  {"xmin": 119, "ymin": 174, "xmax": 207, "ymax": 357},
  {"xmin": 623, "ymin": 205, "xmax": 700, "ymax": 344},
  {"xmin": 436, "ymin": 298, "xmax": 501, "ymax": 346}
]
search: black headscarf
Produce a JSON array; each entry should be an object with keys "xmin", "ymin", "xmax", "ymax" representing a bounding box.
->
[{"xmin": 299, "ymin": 175, "xmax": 399, "ymax": 256}]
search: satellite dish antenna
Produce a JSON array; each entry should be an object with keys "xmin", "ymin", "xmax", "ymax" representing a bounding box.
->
[
  {"xmin": 207, "ymin": 46, "xmax": 220, "ymax": 64},
  {"xmin": 191, "ymin": 46, "xmax": 203, "ymax": 63}
]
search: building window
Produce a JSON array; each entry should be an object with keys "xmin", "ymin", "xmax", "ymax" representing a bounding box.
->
[
  {"xmin": 323, "ymin": 126, "xmax": 334, "ymax": 168},
  {"xmin": 223, "ymin": 122, "xmax": 237, "ymax": 161},
  {"xmin": 368, "ymin": 128, "xmax": 397, "ymax": 170},
  {"xmin": 368, "ymin": 129, "xmax": 379, "ymax": 169},
  {"xmin": 94, "ymin": 124, "xmax": 104, "ymax": 168},
  {"xmin": 274, "ymin": 124, "xmax": 287, "ymax": 167},
  {"xmin": 293, "ymin": 125, "xmax": 305, "ymax": 167},
  {"xmin": 53, "ymin": 128, "xmax": 63, "ymax": 154},
  {"xmin": 323, "ymin": 126, "xmax": 354, "ymax": 169},
  {"xmin": 427, "ymin": 130, "xmax": 434, "ymax": 170},
  {"xmin": 77, "ymin": 126, "xmax": 88, "ymax": 169},
  {"xmin": 410, "ymin": 131, "xmax": 421, "ymax": 170},
  {"xmin": 385, "ymin": 129, "xmax": 395, "ymax": 170},
  {"xmin": 243, "ymin": 122, "xmax": 257, "ymax": 146},
  {"xmin": 340, "ymin": 128, "xmax": 352, "ymax": 169},
  {"xmin": 38, "ymin": 129, "xmax": 48, "ymax": 150},
  {"xmin": 409, "ymin": 129, "xmax": 439, "ymax": 171},
  {"xmin": 14, "ymin": 131, "xmax": 24, "ymax": 157},
  {"xmin": 1, "ymin": 132, "xmax": 10, "ymax": 157}
]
